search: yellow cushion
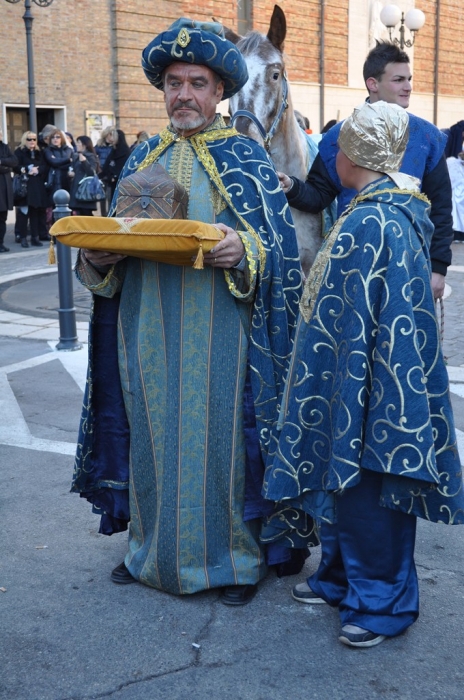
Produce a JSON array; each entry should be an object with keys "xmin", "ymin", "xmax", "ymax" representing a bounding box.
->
[{"xmin": 50, "ymin": 216, "xmax": 224, "ymax": 268}]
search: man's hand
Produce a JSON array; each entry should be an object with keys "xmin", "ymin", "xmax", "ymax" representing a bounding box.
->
[
  {"xmin": 81, "ymin": 248, "xmax": 127, "ymax": 267},
  {"xmin": 203, "ymin": 224, "xmax": 245, "ymax": 268},
  {"xmin": 431, "ymin": 272, "xmax": 445, "ymax": 300},
  {"xmin": 277, "ymin": 171, "xmax": 293, "ymax": 193}
]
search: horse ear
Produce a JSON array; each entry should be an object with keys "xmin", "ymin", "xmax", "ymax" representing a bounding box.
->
[
  {"xmin": 267, "ymin": 5, "xmax": 287, "ymax": 51},
  {"xmin": 212, "ymin": 18, "xmax": 242, "ymax": 44},
  {"xmin": 223, "ymin": 26, "xmax": 242, "ymax": 44}
]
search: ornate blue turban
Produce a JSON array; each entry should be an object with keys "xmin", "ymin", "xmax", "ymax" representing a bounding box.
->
[{"xmin": 141, "ymin": 18, "xmax": 248, "ymax": 100}]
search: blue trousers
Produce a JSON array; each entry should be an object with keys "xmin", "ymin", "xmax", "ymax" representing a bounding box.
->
[{"xmin": 308, "ymin": 470, "xmax": 419, "ymax": 637}]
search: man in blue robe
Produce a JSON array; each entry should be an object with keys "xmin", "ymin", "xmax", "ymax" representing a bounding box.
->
[
  {"xmin": 278, "ymin": 42, "xmax": 453, "ymax": 301},
  {"xmin": 72, "ymin": 18, "xmax": 303, "ymax": 604},
  {"xmin": 263, "ymin": 101, "xmax": 464, "ymax": 646}
]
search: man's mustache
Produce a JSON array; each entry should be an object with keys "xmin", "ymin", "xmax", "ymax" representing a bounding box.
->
[{"xmin": 173, "ymin": 102, "xmax": 200, "ymax": 113}]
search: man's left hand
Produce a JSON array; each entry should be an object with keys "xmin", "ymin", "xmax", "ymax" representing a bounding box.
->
[
  {"xmin": 204, "ymin": 224, "xmax": 246, "ymax": 268},
  {"xmin": 431, "ymin": 272, "xmax": 445, "ymax": 300}
]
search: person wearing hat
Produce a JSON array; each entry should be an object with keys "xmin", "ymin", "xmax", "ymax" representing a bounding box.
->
[
  {"xmin": 72, "ymin": 18, "xmax": 305, "ymax": 604},
  {"xmin": 278, "ymin": 42, "xmax": 453, "ymax": 303},
  {"xmin": 263, "ymin": 101, "xmax": 464, "ymax": 647}
]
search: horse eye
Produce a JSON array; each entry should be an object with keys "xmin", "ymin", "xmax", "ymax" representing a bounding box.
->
[{"xmin": 272, "ymin": 72, "xmax": 279, "ymax": 81}]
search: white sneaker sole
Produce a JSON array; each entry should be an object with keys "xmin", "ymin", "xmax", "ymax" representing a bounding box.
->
[
  {"xmin": 339, "ymin": 633, "xmax": 386, "ymax": 648},
  {"xmin": 291, "ymin": 591, "xmax": 327, "ymax": 604}
]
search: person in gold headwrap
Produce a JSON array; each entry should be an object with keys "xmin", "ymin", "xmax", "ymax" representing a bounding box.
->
[
  {"xmin": 72, "ymin": 18, "xmax": 304, "ymax": 605},
  {"xmin": 262, "ymin": 101, "xmax": 464, "ymax": 647}
]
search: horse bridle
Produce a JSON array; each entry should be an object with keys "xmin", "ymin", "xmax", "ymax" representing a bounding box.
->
[{"xmin": 230, "ymin": 72, "xmax": 289, "ymax": 151}]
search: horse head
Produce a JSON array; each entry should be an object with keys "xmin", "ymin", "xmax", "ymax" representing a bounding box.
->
[
  {"xmin": 227, "ymin": 5, "xmax": 289, "ymax": 151},
  {"xmin": 224, "ymin": 5, "xmax": 323, "ymax": 276}
]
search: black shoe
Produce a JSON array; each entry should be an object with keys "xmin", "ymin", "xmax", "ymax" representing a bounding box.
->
[
  {"xmin": 30, "ymin": 238, "xmax": 43, "ymax": 247},
  {"xmin": 220, "ymin": 584, "xmax": 258, "ymax": 606},
  {"xmin": 0, "ymin": 245, "xmax": 9, "ymax": 253},
  {"xmin": 15, "ymin": 234, "xmax": 21, "ymax": 243},
  {"xmin": 111, "ymin": 561, "xmax": 136, "ymax": 585},
  {"xmin": 20, "ymin": 239, "xmax": 29, "ymax": 248},
  {"xmin": 39, "ymin": 234, "xmax": 51, "ymax": 241}
]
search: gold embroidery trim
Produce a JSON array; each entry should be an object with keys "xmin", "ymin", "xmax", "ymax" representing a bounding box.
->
[
  {"xmin": 136, "ymin": 130, "xmax": 174, "ymax": 172},
  {"xmin": 167, "ymin": 139, "xmax": 195, "ymax": 193},
  {"xmin": 300, "ymin": 215, "xmax": 346, "ymax": 322},
  {"xmin": 352, "ymin": 187, "xmax": 430, "ymax": 207}
]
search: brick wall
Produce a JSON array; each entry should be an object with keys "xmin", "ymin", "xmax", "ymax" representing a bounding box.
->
[
  {"xmin": 413, "ymin": 0, "xmax": 464, "ymax": 103},
  {"xmin": 0, "ymin": 0, "xmax": 113, "ymax": 142}
]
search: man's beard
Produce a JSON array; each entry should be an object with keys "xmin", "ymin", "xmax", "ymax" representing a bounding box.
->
[{"xmin": 170, "ymin": 107, "xmax": 207, "ymax": 133}]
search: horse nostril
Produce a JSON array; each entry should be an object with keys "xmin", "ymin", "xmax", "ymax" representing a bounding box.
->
[{"xmin": 234, "ymin": 116, "xmax": 251, "ymax": 136}]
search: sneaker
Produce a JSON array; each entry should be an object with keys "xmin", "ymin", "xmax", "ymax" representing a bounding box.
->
[
  {"xmin": 339, "ymin": 624, "xmax": 386, "ymax": 648},
  {"xmin": 291, "ymin": 581, "xmax": 326, "ymax": 604}
]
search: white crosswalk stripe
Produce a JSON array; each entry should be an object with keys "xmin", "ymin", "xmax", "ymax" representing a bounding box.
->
[{"xmin": 1, "ymin": 343, "xmax": 88, "ymax": 455}]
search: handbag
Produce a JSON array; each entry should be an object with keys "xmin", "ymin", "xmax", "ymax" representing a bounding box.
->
[
  {"xmin": 12, "ymin": 173, "xmax": 28, "ymax": 202},
  {"xmin": 75, "ymin": 174, "xmax": 106, "ymax": 202},
  {"xmin": 45, "ymin": 168, "xmax": 57, "ymax": 192}
]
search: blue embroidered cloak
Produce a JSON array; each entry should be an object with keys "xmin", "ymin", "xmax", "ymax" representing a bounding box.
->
[{"xmin": 263, "ymin": 178, "xmax": 464, "ymax": 535}]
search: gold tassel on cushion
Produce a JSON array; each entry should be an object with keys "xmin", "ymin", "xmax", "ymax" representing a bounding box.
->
[
  {"xmin": 192, "ymin": 243, "xmax": 204, "ymax": 270},
  {"xmin": 48, "ymin": 238, "xmax": 56, "ymax": 265}
]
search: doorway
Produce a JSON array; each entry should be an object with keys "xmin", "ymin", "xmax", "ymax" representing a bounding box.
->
[{"xmin": 5, "ymin": 106, "xmax": 64, "ymax": 147}]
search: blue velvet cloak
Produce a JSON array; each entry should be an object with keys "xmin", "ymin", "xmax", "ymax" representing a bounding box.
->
[{"xmin": 263, "ymin": 178, "xmax": 464, "ymax": 539}]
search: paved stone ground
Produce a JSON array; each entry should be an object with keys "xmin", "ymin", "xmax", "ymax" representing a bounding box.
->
[
  {"xmin": 442, "ymin": 241, "xmax": 464, "ymax": 366},
  {"xmin": 2, "ymin": 221, "xmax": 464, "ymax": 700}
]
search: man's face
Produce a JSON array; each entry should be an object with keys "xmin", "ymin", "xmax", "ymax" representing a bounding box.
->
[
  {"xmin": 366, "ymin": 62, "xmax": 412, "ymax": 108},
  {"xmin": 163, "ymin": 63, "xmax": 224, "ymax": 137}
]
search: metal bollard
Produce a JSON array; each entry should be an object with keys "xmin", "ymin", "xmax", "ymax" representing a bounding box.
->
[{"xmin": 52, "ymin": 189, "xmax": 83, "ymax": 351}]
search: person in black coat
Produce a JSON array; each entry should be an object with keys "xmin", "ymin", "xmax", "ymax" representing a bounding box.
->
[
  {"xmin": 444, "ymin": 120, "xmax": 464, "ymax": 159},
  {"xmin": 14, "ymin": 131, "xmax": 49, "ymax": 248},
  {"xmin": 0, "ymin": 126, "xmax": 18, "ymax": 252},
  {"xmin": 43, "ymin": 128, "xmax": 74, "ymax": 203},
  {"xmin": 68, "ymin": 135, "xmax": 99, "ymax": 215},
  {"xmin": 99, "ymin": 128, "xmax": 130, "ymax": 200}
]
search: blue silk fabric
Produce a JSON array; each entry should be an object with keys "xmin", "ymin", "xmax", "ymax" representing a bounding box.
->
[
  {"xmin": 72, "ymin": 117, "xmax": 304, "ymax": 591},
  {"xmin": 310, "ymin": 470, "xmax": 419, "ymax": 637},
  {"xmin": 319, "ymin": 113, "xmax": 447, "ymax": 216},
  {"xmin": 263, "ymin": 178, "xmax": 464, "ymax": 536}
]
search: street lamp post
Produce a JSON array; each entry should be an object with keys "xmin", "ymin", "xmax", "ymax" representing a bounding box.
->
[
  {"xmin": 380, "ymin": 4, "xmax": 426, "ymax": 50},
  {"xmin": 4, "ymin": 0, "xmax": 54, "ymax": 135}
]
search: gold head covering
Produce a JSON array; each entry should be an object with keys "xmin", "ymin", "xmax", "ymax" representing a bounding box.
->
[{"xmin": 338, "ymin": 101, "xmax": 419, "ymax": 190}]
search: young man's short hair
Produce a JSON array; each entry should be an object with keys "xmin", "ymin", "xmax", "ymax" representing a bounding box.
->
[{"xmin": 363, "ymin": 41, "xmax": 409, "ymax": 83}]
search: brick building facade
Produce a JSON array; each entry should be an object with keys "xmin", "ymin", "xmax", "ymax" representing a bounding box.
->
[{"xmin": 0, "ymin": 0, "xmax": 462, "ymax": 148}]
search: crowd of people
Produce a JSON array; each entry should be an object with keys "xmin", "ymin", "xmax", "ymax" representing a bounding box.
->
[
  {"xmin": 2, "ymin": 12, "xmax": 464, "ymax": 652},
  {"xmin": 0, "ymin": 122, "xmax": 137, "ymax": 250}
]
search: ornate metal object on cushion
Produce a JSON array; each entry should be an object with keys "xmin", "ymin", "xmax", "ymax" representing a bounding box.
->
[{"xmin": 115, "ymin": 163, "xmax": 189, "ymax": 220}]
